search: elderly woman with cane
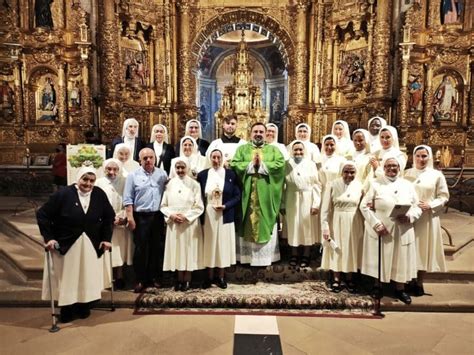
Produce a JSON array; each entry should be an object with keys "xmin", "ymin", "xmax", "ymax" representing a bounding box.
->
[
  {"xmin": 37, "ymin": 166, "xmax": 115, "ymax": 323},
  {"xmin": 360, "ymin": 153, "xmax": 421, "ymax": 304}
]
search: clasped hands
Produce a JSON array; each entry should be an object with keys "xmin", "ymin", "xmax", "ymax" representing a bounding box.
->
[
  {"xmin": 44, "ymin": 239, "xmax": 111, "ymax": 251},
  {"xmin": 253, "ymin": 153, "xmax": 261, "ymax": 169},
  {"xmin": 170, "ymin": 213, "xmax": 188, "ymax": 224}
]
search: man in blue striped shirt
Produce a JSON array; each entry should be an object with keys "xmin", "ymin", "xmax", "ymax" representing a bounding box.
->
[{"xmin": 123, "ymin": 148, "xmax": 167, "ymax": 293}]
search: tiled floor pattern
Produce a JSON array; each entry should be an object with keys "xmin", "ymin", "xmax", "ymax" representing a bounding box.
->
[{"xmin": 0, "ymin": 308, "xmax": 472, "ymax": 354}]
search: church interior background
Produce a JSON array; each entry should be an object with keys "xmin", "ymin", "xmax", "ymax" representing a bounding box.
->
[{"xmin": 0, "ymin": 0, "xmax": 472, "ymax": 170}]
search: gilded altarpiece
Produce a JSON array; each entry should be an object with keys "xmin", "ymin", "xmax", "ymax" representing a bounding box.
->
[{"xmin": 399, "ymin": 1, "xmax": 473, "ymax": 167}]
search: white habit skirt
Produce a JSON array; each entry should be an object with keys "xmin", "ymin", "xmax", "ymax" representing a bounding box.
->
[
  {"xmin": 42, "ymin": 234, "xmax": 104, "ymax": 306},
  {"xmin": 237, "ymin": 224, "xmax": 280, "ymax": 266},
  {"xmin": 102, "ymin": 226, "xmax": 134, "ymax": 288}
]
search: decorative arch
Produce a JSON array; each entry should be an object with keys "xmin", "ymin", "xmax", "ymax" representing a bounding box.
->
[
  {"xmin": 207, "ymin": 48, "xmax": 273, "ymax": 79},
  {"xmin": 191, "ymin": 10, "xmax": 295, "ymax": 74}
]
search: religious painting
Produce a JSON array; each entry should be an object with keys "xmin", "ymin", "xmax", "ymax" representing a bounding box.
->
[
  {"xmin": 269, "ymin": 87, "xmax": 285, "ymax": 142},
  {"xmin": 408, "ymin": 74, "xmax": 423, "ymax": 112},
  {"xmin": 339, "ymin": 50, "xmax": 366, "ymax": 86},
  {"xmin": 34, "ymin": 0, "xmax": 53, "ymax": 28},
  {"xmin": 123, "ymin": 48, "xmax": 148, "ymax": 87},
  {"xmin": 36, "ymin": 75, "xmax": 57, "ymax": 121},
  {"xmin": 441, "ymin": 0, "xmax": 464, "ymax": 25},
  {"xmin": 432, "ymin": 73, "xmax": 460, "ymax": 122},
  {"xmin": 0, "ymin": 80, "xmax": 15, "ymax": 122},
  {"xmin": 199, "ymin": 87, "xmax": 212, "ymax": 141}
]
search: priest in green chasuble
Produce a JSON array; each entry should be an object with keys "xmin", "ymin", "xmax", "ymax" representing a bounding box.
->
[{"xmin": 231, "ymin": 122, "xmax": 285, "ymax": 266}]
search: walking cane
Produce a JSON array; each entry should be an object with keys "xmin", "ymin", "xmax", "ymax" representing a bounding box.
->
[
  {"xmin": 371, "ymin": 194, "xmax": 384, "ymax": 317},
  {"xmin": 45, "ymin": 246, "xmax": 60, "ymax": 332},
  {"xmin": 108, "ymin": 249, "xmax": 115, "ymax": 312}
]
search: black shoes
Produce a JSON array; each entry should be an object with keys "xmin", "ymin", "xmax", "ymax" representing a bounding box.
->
[
  {"xmin": 60, "ymin": 305, "xmax": 73, "ymax": 323},
  {"xmin": 395, "ymin": 290, "xmax": 412, "ymax": 305},
  {"xmin": 215, "ymin": 278, "xmax": 227, "ymax": 289},
  {"xmin": 202, "ymin": 280, "xmax": 212, "ymax": 289},
  {"xmin": 181, "ymin": 281, "xmax": 190, "ymax": 292},
  {"xmin": 76, "ymin": 303, "xmax": 91, "ymax": 319}
]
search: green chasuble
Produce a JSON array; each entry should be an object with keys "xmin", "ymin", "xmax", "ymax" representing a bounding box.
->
[{"xmin": 230, "ymin": 143, "xmax": 285, "ymax": 244}]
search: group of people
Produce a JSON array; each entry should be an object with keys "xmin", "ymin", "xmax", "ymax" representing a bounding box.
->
[{"xmin": 37, "ymin": 114, "xmax": 449, "ymax": 322}]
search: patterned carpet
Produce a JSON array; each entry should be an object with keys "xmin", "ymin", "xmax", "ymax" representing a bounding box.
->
[{"xmin": 135, "ymin": 280, "xmax": 375, "ymax": 317}]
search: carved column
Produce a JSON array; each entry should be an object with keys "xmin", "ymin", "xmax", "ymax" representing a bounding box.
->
[
  {"xmin": 398, "ymin": 60, "xmax": 409, "ymax": 129},
  {"xmin": 371, "ymin": 0, "xmax": 393, "ymax": 98},
  {"xmin": 177, "ymin": 0, "xmax": 192, "ymax": 106},
  {"xmin": 423, "ymin": 64, "xmax": 433, "ymax": 130},
  {"xmin": 57, "ymin": 62, "xmax": 67, "ymax": 124},
  {"xmin": 81, "ymin": 61, "xmax": 93, "ymax": 125},
  {"xmin": 294, "ymin": 1, "xmax": 309, "ymax": 106},
  {"xmin": 98, "ymin": 0, "xmax": 121, "ymax": 140},
  {"xmin": 13, "ymin": 61, "xmax": 24, "ymax": 125}
]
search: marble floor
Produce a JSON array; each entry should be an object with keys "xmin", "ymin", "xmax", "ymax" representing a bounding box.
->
[{"xmin": 0, "ymin": 308, "xmax": 472, "ymax": 354}]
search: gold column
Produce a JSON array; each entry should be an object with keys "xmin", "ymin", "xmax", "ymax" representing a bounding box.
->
[
  {"xmin": 398, "ymin": 60, "xmax": 409, "ymax": 129},
  {"xmin": 13, "ymin": 60, "xmax": 24, "ymax": 125},
  {"xmin": 82, "ymin": 61, "xmax": 93, "ymax": 125},
  {"xmin": 372, "ymin": 0, "xmax": 393, "ymax": 98},
  {"xmin": 423, "ymin": 64, "xmax": 433, "ymax": 129},
  {"xmin": 177, "ymin": 0, "xmax": 192, "ymax": 105},
  {"xmin": 294, "ymin": 0, "xmax": 309, "ymax": 106},
  {"xmin": 57, "ymin": 62, "xmax": 67, "ymax": 124},
  {"xmin": 98, "ymin": 0, "xmax": 121, "ymax": 140}
]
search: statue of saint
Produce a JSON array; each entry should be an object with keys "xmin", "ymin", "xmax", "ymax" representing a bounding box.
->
[{"xmin": 433, "ymin": 75, "xmax": 457, "ymax": 121}]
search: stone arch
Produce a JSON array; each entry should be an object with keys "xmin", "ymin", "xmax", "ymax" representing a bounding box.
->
[{"xmin": 191, "ymin": 10, "xmax": 295, "ymax": 74}]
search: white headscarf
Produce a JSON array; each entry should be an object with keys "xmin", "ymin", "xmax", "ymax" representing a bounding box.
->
[
  {"xmin": 266, "ymin": 123, "xmax": 289, "ymax": 160},
  {"xmin": 413, "ymin": 144, "xmax": 434, "ymax": 170},
  {"xmin": 75, "ymin": 166, "xmax": 96, "ymax": 211},
  {"xmin": 295, "ymin": 123, "xmax": 311, "ymax": 142},
  {"xmin": 185, "ymin": 119, "xmax": 203, "ymax": 139},
  {"xmin": 288, "ymin": 140, "xmax": 307, "ymax": 158},
  {"xmin": 381, "ymin": 152, "xmax": 403, "ymax": 181},
  {"xmin": 332, "ymin": 120, "xmax": 351, "ymax": 141},
  {"xmin": 102, "ymin": 158, "xmax": 123, "ymax": 185},
  {"xmin": 171, "ymin": 157, "xmax": 189, "ymax": 179},
  {"xmin": 205, "ymin": 148, "xmax": 225, "ymax": 194},
  {"xmin": 379, "ymin": 126, "xmax": 400, "ymax": 150},
  {"xmin": 368, "ymin": 116, "xmax": 387, "ymax": 133},
  {"xmin": 352, "ymin": 128, "xmax": 371, "ymax": 154},
  {"xmin": 121, "ymin": 118, "xmax": 139, "ymax": 139},
  {"xmin": 339, "ymin": 160, "xmax": 357, "ymax": 175},
  {"xmin": 265, "ymin": 123, "xmax": 280, "ymax": 144},
  {"xmin": 321, "ymin": 134, "xmax": 338, "ymax": 158},
  {"xmin": 112, "ymin": 143, "xmax": 140, "ymax": 175},
  {"xmin": 150, "ymin": 124, "xmax": 169, "ymax": 144},
  {"xmin": 180, "ymin": 135, "xmax": 199, "ymax": 158}
]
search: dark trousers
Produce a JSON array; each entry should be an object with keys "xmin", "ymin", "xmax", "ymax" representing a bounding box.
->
[{"xmin": 132, "ymin": 211, "xmax": 165, "ymax": 284}]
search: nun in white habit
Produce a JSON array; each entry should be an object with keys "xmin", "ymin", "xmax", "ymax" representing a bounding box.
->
[
  {"xmin": 292, "ymin": 123, "xmax": 321, "ymax": 164},
  {"xmin": 161, "ymin": 158, "xmax": 205, "ymax": 291},
  {"xmin": 282, "ymin": 140, "xmax": 322, "ymax": 268},
  {"xmin": 404, "ymin": 145, "xmax": 449, "ymax": 295},
  {"xmin": 95, "ymin": 159, "xmax": 133, "ymax": 289},
  {"xmin": 112, "ymin": 143, "xmax": 140, "ymax": 178},
  {"xmin": 367, "ymin": 116, "xmax": 387, "ymax": 152},
  {"xmin": 320, "ymin": 160, "xmax": 364, "ymax": 293},
  {"xmin": 170, "ymin": 136, "xmax": 208, "ymax": 179},
  {"xmin": 265, "ymin": 123, "xmax": 290, "ymax": 160},
  {"xmin": 38, "ymin": 166, "xmax": 114, "ymax": 322},
  {"xmin": 360, "ymin": 153, "xmax": 422, "ymax": 304},
  {"xmin": 320, "ymin": 135, "xmax": 346, "ymax": 190},
  {"xmin": 111, "ymin": 118, "xmax": 144, "ymax": 162},
  {"xmin": 351, "ymin": 128, "xmax": 372, "ymax": 186},
  {"xmin": 331, "ymin": 120, "xmax": 353, "ymax": 158},
  {"xmin": 369, "ymin": 126, "xmax": 407, "ymax": 178}
]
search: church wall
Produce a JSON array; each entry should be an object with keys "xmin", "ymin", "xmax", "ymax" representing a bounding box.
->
[{"xmin": 0, "ymin": 0, "xmax": 472, "ymax": 167}]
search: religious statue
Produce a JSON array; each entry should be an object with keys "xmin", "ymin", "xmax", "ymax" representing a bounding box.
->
[
  {"xmin": 433, "ymin": 75, "xmax": 457, "ymax": 121},
  {"xmin": 69, "ymin": 81, "xmax": 81, "ymax": 108},
  {"xmin": 0, "ymin": 81, "xmax": 14, "ymax": 110},
  {"xmin": 35, "ymin": 0, "xmax": 54, "ymax": 28},
  {"xmin": 441, "ymin": 0, "xmax": 463, "ymax": 24},
  {"xmin": 340, "ymin": 53, "xmax": 365, "ymax": 85},
  {"xmin": 39, "ymin": 77, "xmax": 57, "ymax": 121},
  {"xmin": 409, "ymin": 75, "xmax": 423, "ymax": 111}
]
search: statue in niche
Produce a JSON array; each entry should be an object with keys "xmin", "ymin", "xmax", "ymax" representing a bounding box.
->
[
  {"xmin": 69, "ymin": 80, "xmax": 81, "ymax": 109},
  {"xmin": 433, "ymin": 75, "xmax": 457, "ymax": 121},
  {"xmin": 441, "ymin": 0, "xmax": 463, "ymax": 24},
  {"xmin": 38, "ymin": 77, "xmax": 57, "ymax": 121},
  {"xmin": 124, "ymin": 50, "xmax": 148, "ymax": 86},
  {"xmin": 0, "ymin": 80, "xmax": 14, "ymax": 110},
  {"xmin": 35, "ymin": 0, "xmax": 54, "ymax": 28},
  {"xmin": 408, "ymin": 75, "xmax": 423, "ymax": 111}
]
